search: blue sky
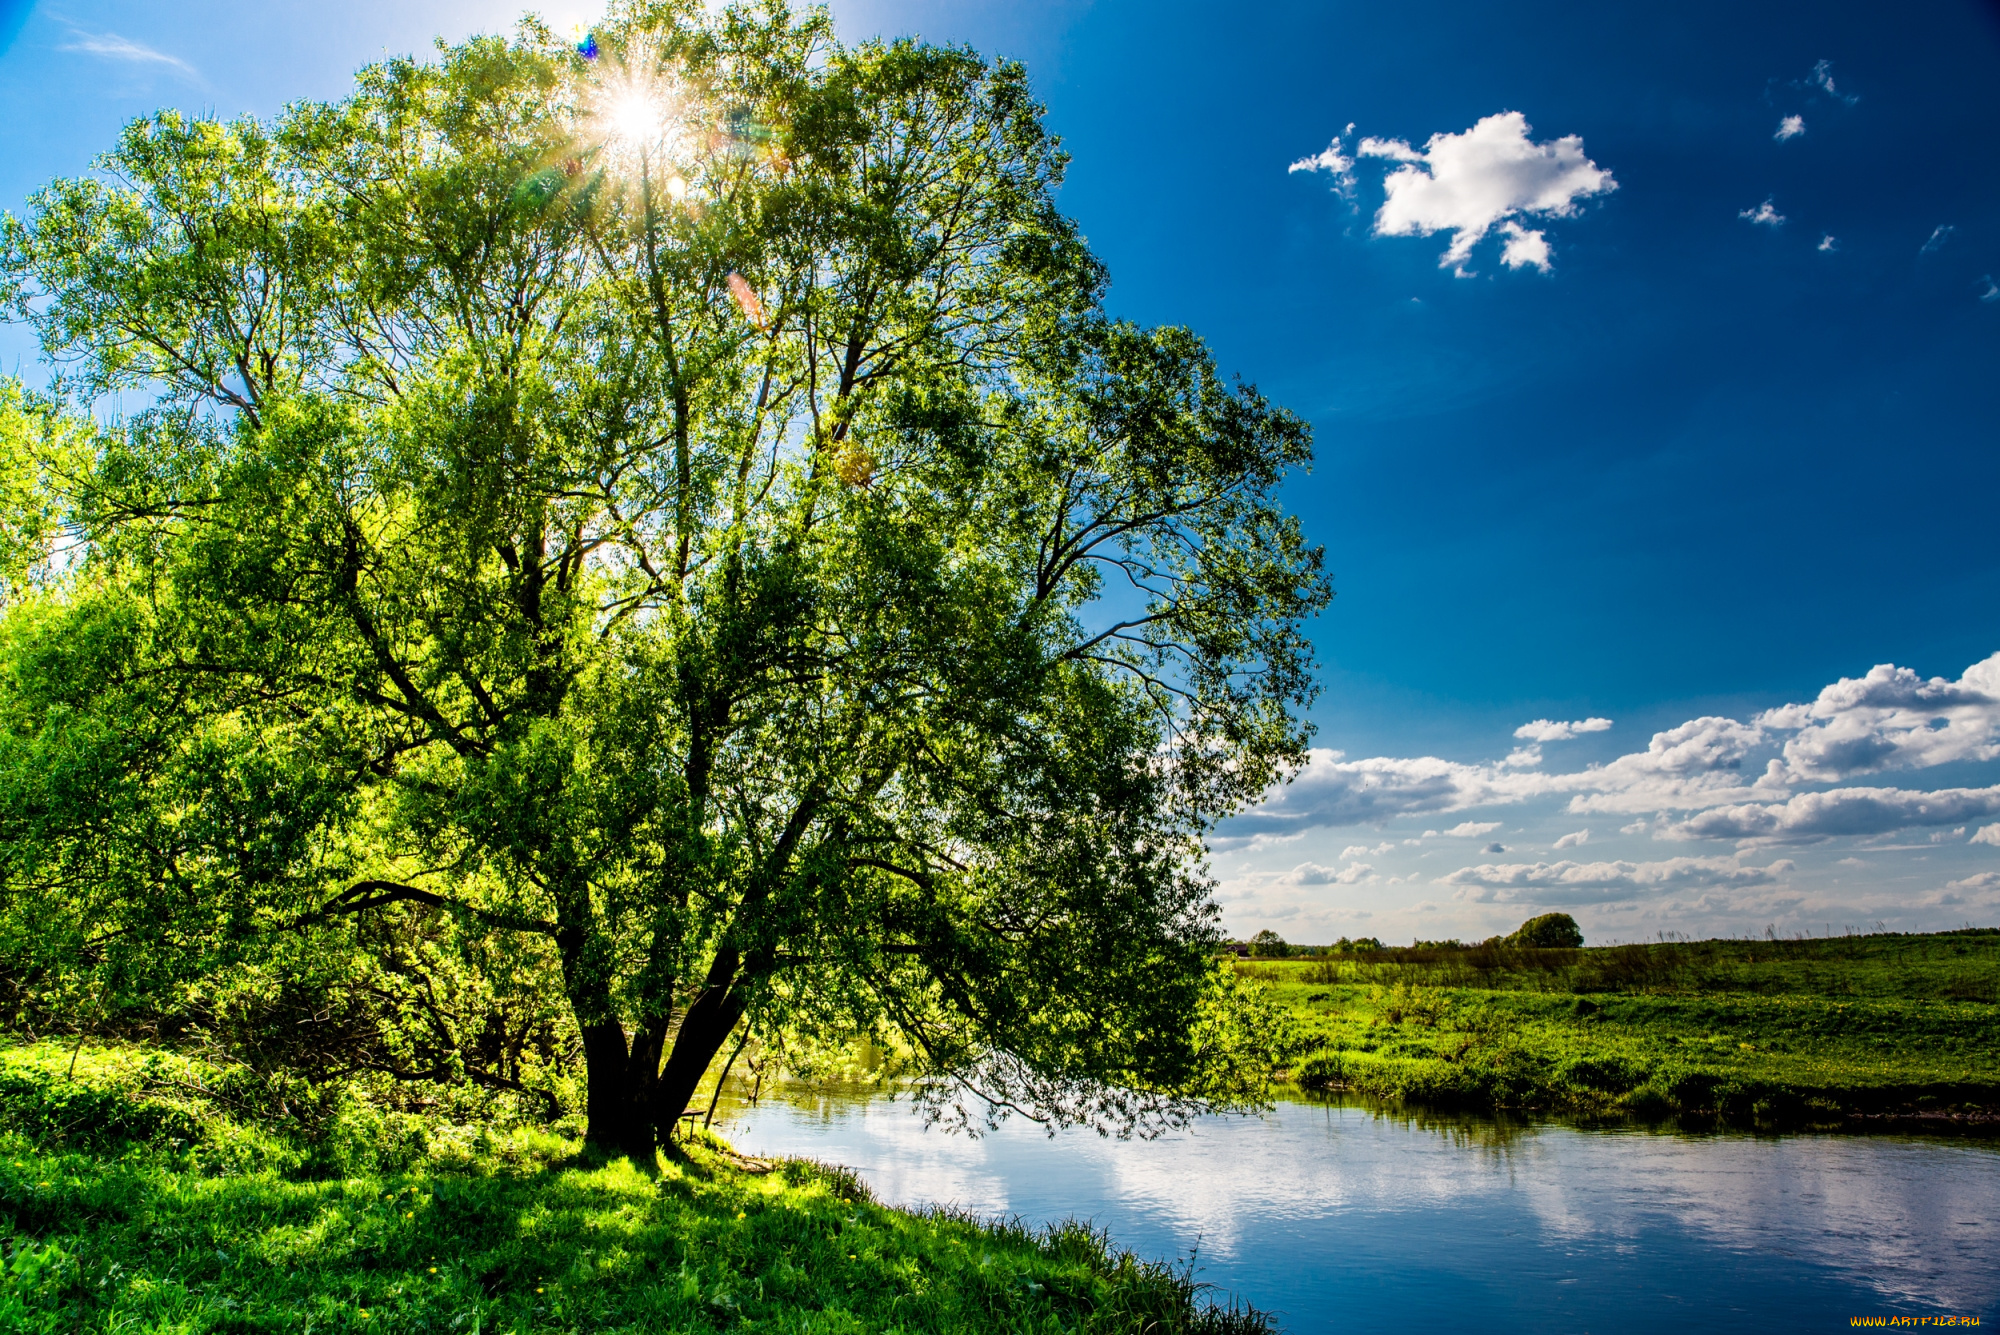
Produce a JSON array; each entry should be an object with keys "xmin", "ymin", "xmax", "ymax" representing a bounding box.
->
[{"xmin": 4, "ymin": 0, "xmax": 1999, "ymax": 943}]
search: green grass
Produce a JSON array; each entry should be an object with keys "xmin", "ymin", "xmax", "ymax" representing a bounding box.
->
[
  {"xmin": 0, "ymin": 1043, "xmax": 1270, "ymax": 1334},
  {"xmin": 1237, "ymin": 929, "xmax": 2000, "ymax": 1128}
]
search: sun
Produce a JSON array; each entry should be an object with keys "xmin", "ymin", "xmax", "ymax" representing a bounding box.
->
[
  {"xmin": 607, "ymin": 88, "xmax": 665, "ymax": 146},
  {"xmin": 580, "ymin": 40, "xmax": 701, "ymax": 180}
]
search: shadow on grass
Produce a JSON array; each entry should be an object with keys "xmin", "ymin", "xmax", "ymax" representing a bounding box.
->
[{"xmin": 0, "ymin": 1044, "xmax": 1277, "ymax": 1334}]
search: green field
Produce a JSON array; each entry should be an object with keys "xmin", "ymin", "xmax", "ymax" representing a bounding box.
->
[
  {"xmin": 0, "ymin": 1043, "xmax": 1266, "ymax": 1334},
  {"xmin": 1236, "ymin": 929, "xmax": 2000, "ymax": 1128}
]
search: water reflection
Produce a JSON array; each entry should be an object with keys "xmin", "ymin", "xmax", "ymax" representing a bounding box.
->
[{"xmin": 714, "ymin": 1083, "xmax": 1999, "ymax": 1333}]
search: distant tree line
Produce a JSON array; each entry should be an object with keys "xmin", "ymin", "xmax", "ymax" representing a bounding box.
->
[{"xmin": 1231, "ymin": 913, "xmax": 1583, "ymax": 959}]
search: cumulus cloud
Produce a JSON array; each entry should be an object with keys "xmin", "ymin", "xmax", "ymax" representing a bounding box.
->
[
  {"xmin": 1818, "ymin": 234, "xmax": 1837, "ymax": 253},
  {"xmin": 1972, "ymin": 824, "xmax": 2000, "ymax": 847},
  {"xmin": 1775, "ymin": 115, "xmax": 1805, "ymax": 141},
  {"xmin": 1553, "ymin": 829, "xmax": 1590, "ymax": 850},
  {"xmin": 1559, "ymin": 715, "xmax": 1775, "ymax": 815},
  {"xmin": 1358, "ymin": 136, "xmax": 1422, "ymax": 162},
  {"xmin": 1921, "ymin": 225, "xmax": 1954, "ymax": 254},
  {"xmin": 1946, "ymin": 871, "xmax": 2000, "ymax": 894},
  {"xmin": 59, "ymin": 29, "xmax": 200, "ymax": 78},
  {"xmin": 1219, "ymin": 652, "xmax": 2000, "ymax": 850},
  {"xmin": 1482, "ymin": 842, "xmax": 1507, "ymax": 854},
  {"xmin": 1360, "ymin": 111, "xmax": 1615, "ymax": 274},
  {"xmin": 1659, "ymin": 785, "xmax": 2000, "ymax": 844},
  {"xmin": 1515, "ymin": 717, "xmax": 1613, "ymax": 743},
  {"xmin": 1281, "ymin": 861, "xmax": 1374, "ymax": 886},
  {"xmin": 1211, "ymin": 749, "xmax": 1553, "ymax": 845},
  {"xmin": 1444, "ymin": 856, "xmax": 1794, "ymax": 904},
  {"xmin": 1497, "ymin": 222, "xmax": 1552, "ymax": 272},
  {"xmin": 1980, "ymin": 276, "xmax": 2000, "ymax": 304},
  {"xmin": 1740, "ymin": 198, "xmax": 1785, "ymax": 227},
  {"xmin": 1757, "ymin": 653, "xmax": 2000, "ymax": 782}
]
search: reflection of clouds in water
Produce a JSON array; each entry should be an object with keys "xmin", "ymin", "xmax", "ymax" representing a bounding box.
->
[
  {"xmin": 1093, "ymin": 1110, "xmax": 1540, "ymax": 1254},
  {"xmin": 730, "ymin": 1093, "xmax": 1018, "ymax": 1218},
  {"xmin": 1502, "ymin": 1134, "xmax": 2000, "ymax": 1313},
  {"xmin": 721, "ymin": 1094, "xmax": 2000, "ymax": 1321}
]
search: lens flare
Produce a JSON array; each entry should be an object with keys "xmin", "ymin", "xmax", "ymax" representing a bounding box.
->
[
  {"xmin": 726, "ymin": 272, "xmax": 766, "ymax": 330},
  {"xmin": 579, "ymin": 39, "xmax": 702, "ymax": 183}
]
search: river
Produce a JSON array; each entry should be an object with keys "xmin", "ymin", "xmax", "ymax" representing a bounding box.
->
[{"xmin": 713, "ymin": 1085, "xmax": 1999, "ymax": 1333}]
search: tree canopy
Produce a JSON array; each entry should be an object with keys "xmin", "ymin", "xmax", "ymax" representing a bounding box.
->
[{"xmin": 0, "ymin": 0, "xmax": 1329, "ymax": 1155}]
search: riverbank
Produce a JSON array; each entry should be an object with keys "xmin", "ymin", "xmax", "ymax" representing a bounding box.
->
[
  {"xmin": 0, "ymin": 1042, "xmax": 1268, "ymax": 1333},
  {"xmin": 1240, "ymin": 928, "xmax": 2000, "ymax": 1128}
]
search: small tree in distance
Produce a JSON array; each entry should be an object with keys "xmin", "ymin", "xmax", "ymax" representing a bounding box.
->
[
  {"xmin": 0, "ymin": 2, "xmax": 1328, "ymax": 1156},
  {"xmin": 1509, "ymin": 913, "xmax": 1585, "ymax": 949}
]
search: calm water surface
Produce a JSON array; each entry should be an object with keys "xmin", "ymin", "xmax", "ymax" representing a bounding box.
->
[{"xmin": 715, "ymin": 1088, "xmax": 1999, "ymax": 1334}]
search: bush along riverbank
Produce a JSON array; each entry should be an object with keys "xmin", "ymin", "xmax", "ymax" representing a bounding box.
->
[
  {"xmin": 0, "ymin": 1043, "xmax": 1272, "ymax": 1334},
  {"xmin": 1238, "ymin": 927, "xmax": 2000, "ymax": 1131}
]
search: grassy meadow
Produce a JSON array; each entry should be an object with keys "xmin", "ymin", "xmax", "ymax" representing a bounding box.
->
[
  {"xmin": 0, "ymin": 1043, "xmax": 1268, "ymax": 1334},
  {"xmin": 1238, "ymin": 928, "xmax": 2000, "ymax": 1128}
]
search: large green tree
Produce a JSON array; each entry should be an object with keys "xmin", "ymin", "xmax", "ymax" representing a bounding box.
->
[{"xmin": 0, "ymin": 0, "xmax": 1329, "ymax": 1156}]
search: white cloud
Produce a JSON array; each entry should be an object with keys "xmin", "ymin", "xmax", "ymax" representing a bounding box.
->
[
  {"xmin": 1497, "ymin": 222, "xmax": 1552, "ymax": 272},
  {"xmin": 1660, "ymin": 785, "xmax": 2000, "ymax": 844},
  {"xmin": 1740, "ymin": 198, "xmax": 1785, "ymax": 227},
  {"xmin": 1553, "ymin": 829, "xmax": 1590, "ymax": 850},
  {"xmin": 1921, "ymin": 225, "xmax": 1954, "ymax": 254},
  {"xmin": 1559, "ymin": 715, "xmax": 1775, "ymax": 815},
  {"xmin": 1219, "ymin": 652, "xmax": 2000, "ymax": 853},
  {"xmin": 1757, "ymin": 653, "xmax": 2000, "ymax": 782},
  {"xmin": 1818, "ymin": 234, "xmax": 1837, "ymax": 253},
  {"xmin": 1775, "ymin": 115, "xmax": 1806, "ymax": 142},
  {"xmin": 1212, "ymin": 749, "xmax": 1553, "ymax": 845},
  {"xmin": 1444, "ymin": 856, "xmax": 1794, "ymax": 904},
  {"xmin": 1361, "ymin": 111, "xmax": 1615, "ymax": 275},
  {"xmin": 1971, "ymin": 824, "xmax": 2000, "ymax": 847},
  {"xmin": 1515, "ymin": 717, "xmax": 1613, "ymax": 743},
  {"xmin": 1281, "ymin": 861, "xmax": 1374, "ymax": 886},
  {"xmin": 1945, "ymin": 871, "xmax": 2000, "ymax": 894},
  {"xmin": 1341, "ymin": 842, "xmax": 1395, "ymax": 858},
  {"xmin": 59, "ymin": 29, "xmax": 200, "ymax": 78},
  {"xmin": 1980, "ymin": 276, "xmax": 2000, "ymax": 304},
  {"xmin": 1289, "ymin": 138, "xmax": 1356, "ymax": 193},
  {"xmin": 1357, "ymin": 136, "xmax": 1422, "ymax": 163}
]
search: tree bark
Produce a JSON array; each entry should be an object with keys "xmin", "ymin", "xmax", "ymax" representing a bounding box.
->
[
  {"xmin": 579, "ymin": 1020, "xmax": 653, "ymax": 1158},
  {"xmin": 654, "ymin": 980, "xmax": 747, "ymax": 1145}
]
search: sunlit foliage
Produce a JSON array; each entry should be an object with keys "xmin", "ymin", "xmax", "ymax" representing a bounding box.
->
[{"xmin": 0, "ymin": 1, "xmax": 1327, "ymax": 1154}]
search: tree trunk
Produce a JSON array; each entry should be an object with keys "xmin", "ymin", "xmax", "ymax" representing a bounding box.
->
[
  {"xmin": 579, "ymin": 1021, "xmax": 656, "ymax": 1159},
  {"xmin": 654, "ymin": 984, "xmax": 745, "ymax": 1145}
]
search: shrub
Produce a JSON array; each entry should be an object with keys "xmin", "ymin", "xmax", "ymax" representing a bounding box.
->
[
  {"xmin": 1555, "ymin": 1056, "xmax": 1648, "ymax": 1094},
  {"xmin": 1294, "ymin": 1050, "xmax": 1348, "ymax": 1090}
]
